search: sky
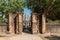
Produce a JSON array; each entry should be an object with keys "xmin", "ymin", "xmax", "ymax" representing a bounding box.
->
[{"xmin": 24, "ymin": 7, "xmax": 32, "ymax": 16}]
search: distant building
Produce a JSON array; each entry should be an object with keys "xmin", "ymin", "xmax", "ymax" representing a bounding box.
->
[
  {"xmin": 23, "ymin": 13, "xmax": 30, "ymax": 21},
  {"xmin": 23, "ymin": 13, "xmax": 31, "ymax": 27}
]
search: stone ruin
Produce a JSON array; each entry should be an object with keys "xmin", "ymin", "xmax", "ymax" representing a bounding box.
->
[
  {"xmin": 8, "ymin": 12, "xmax": 23, "ymax": 34},
  {"xmin": 7, "ymin": 12, "xmax": 46, "ymax": 34}
]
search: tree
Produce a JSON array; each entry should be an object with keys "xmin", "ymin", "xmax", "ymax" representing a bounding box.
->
[
  {"xmin": 26, "ymin": 0, "xmax": 60, "ymax": 33},
  {"xmin": 26, "ymin": 0, "xmax": 60, "ymax": 19},
  {"xmin": 0, "ymin": 0, "xmax": 25, "ymax": 23},
  {"xmin": 0, "ymin": 0, "xmax": 25, "ymax": 13}
]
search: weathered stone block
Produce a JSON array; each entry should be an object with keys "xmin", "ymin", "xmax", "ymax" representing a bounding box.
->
[
  {"xmin": 15, "ymin": 13, "xmax": 23, "ymax": 34},
  {"xmin": 18, "ymin": 13, "xmax": 23, "ymax": 33},
  {"xmin": 8, "ymin": 13, "xmax": 14, "ymax": 34},
  {"xmin": 31, "ymin": 13, "xmax": 39, "ymax": 34}
]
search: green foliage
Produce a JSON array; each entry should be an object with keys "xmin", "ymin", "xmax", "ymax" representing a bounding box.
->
[
  {"xmin": 47, "ymin": 19, "xmax": 60, "ymax": 23},
  {"xmin": 0, "ymin": 14, "xmax": 7, "ymax": 23},
  {"xmin": 27, "ymin": 0, "xmax": 60, "ymax": 12},
  {"xmin": 0, "ymin": 0, "xmax": 25, "ymax": 13},
  {"xmin": 26, "ymin": 0, "xmax": 60, "ymax": 20},
  {"xmin": 0, "ymin": 0, "xmax": 25, "ymax": 23}
]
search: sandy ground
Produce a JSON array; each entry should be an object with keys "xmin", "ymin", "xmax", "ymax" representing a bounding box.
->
[
  {"xmin": 0, "ymin": 33, "xmax": 42, "ymax": 40},
  {"xmin": 0, "ymin": 33, "xmax": 60, "ymax": 40},
  {"xmin": 39, "ymin": 33, "xmax": 60, "ymax": 40}
]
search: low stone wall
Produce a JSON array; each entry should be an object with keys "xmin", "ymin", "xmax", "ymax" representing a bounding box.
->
[
  {"xmin": 0, "ymin": 23, "xmax": 7, "ymax": 33},
  {"xmin": 46, "ymin": 23, "xmax": 60, "ymax": 33},
  {"xmin": 0, "ymin": 23, "xmax": 60, "ymax": 34}
]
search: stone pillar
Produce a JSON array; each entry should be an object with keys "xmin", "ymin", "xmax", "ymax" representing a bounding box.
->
[
  {"xmin": 42, "ymin": 14, "xmax": 46, "ymax": 33},
  {"xmin": 15, "ymin": 13, "xmax": 23, "ymax": 34},
  {"xmin": 31, "ymin": 13, "xmax": 38, "ymax": 34},
  {"xmin": 15, "ymin": 15, "xmax": 19, "ymax": 33},
  {"xmin": 38, "ymin": 14, "xmax": 42, "ymax": 33},
  {"xmin": 18, "ymin": 13, "xmax": 23, "ymax": 33},
  {"xmin": 8, "ymin": 13, "xmax": 14, "ymax": 34}
]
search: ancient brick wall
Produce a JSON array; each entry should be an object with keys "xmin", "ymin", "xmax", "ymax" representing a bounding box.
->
[
  {"xmin": 46, "ymin": 23, "xmax": 60, "ymax": 33},
  {"xmin": 0, "ymin": 23, "xmax": 7, "ymax": 33}
]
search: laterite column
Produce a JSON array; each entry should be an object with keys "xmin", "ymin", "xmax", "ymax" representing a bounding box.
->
[
  {"xmin": 8, "ymin": 13, "xmax": 14, "ymax": 34},
  {"xmin": 15, "ymin": 15, "xmax": 19, "ymax": 33},
  {"xmin": 31, "ymin": 13, "xmax": 39, "ymax": 34},
  {"xmin": 16, "ymin": 13, "xmax": 23, "ymax": 34},
  {"xmin": 42, "ymin": 14, "xmax": 46, "ymax": 33},
  {"xmin": 18, "ymin": 13, "xmax": 23, "ymax": 33}
]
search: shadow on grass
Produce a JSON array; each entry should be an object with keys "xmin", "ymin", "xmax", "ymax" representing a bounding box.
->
[{"xmin": 45, "ymin": 35, "xmax": 60, "ymax": 40}]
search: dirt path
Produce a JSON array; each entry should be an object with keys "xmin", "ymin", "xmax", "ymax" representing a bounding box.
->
[{"xmin": 0, "ymin": 33, "xmax": 42, "ymax": 40}]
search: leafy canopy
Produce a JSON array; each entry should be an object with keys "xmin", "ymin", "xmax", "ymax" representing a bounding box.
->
[
  {"xmin": 26, "ymin": 0, "xmax": 60, "ymax": 20},
  {"xmin": 26, "ymin": 0, "xmax": 60, "ymax": 13},
  {"xmin": 0, "ymin": 0, "xmax": 25, "ymax": 14},
  {"xmin": 0, "ymin": 0, "xmax": 25, "ymax": 23}
]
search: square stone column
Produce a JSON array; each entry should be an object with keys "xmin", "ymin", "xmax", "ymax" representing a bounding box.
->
[
  {"xmin": 39, "ymin": 14, "xmax": 46, "ymax": 34},
  {"xmin": 15, "ymin": 13, "xmax": 23, "ymax": 34},
  {"xmin": 15, "ymin": 15, "xmax": 19, "ymax": 33},
  {"xmin": 8, "ymin": 13, "xmax": 14, "ymax": 34},
  {"xmin": 18, "ymin": 13, "xmax": 23, "ymax": 33},
  {"xmin": 42, "ymin": 14, "xmax": 46, "ymax": 33},
  {"xmin": 31, "ymin": 13, "xmax": 39, "ymax": 34},
  {"xmin": 38, "ymin": 14, "xmax": 42, "ymax": 33}
]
